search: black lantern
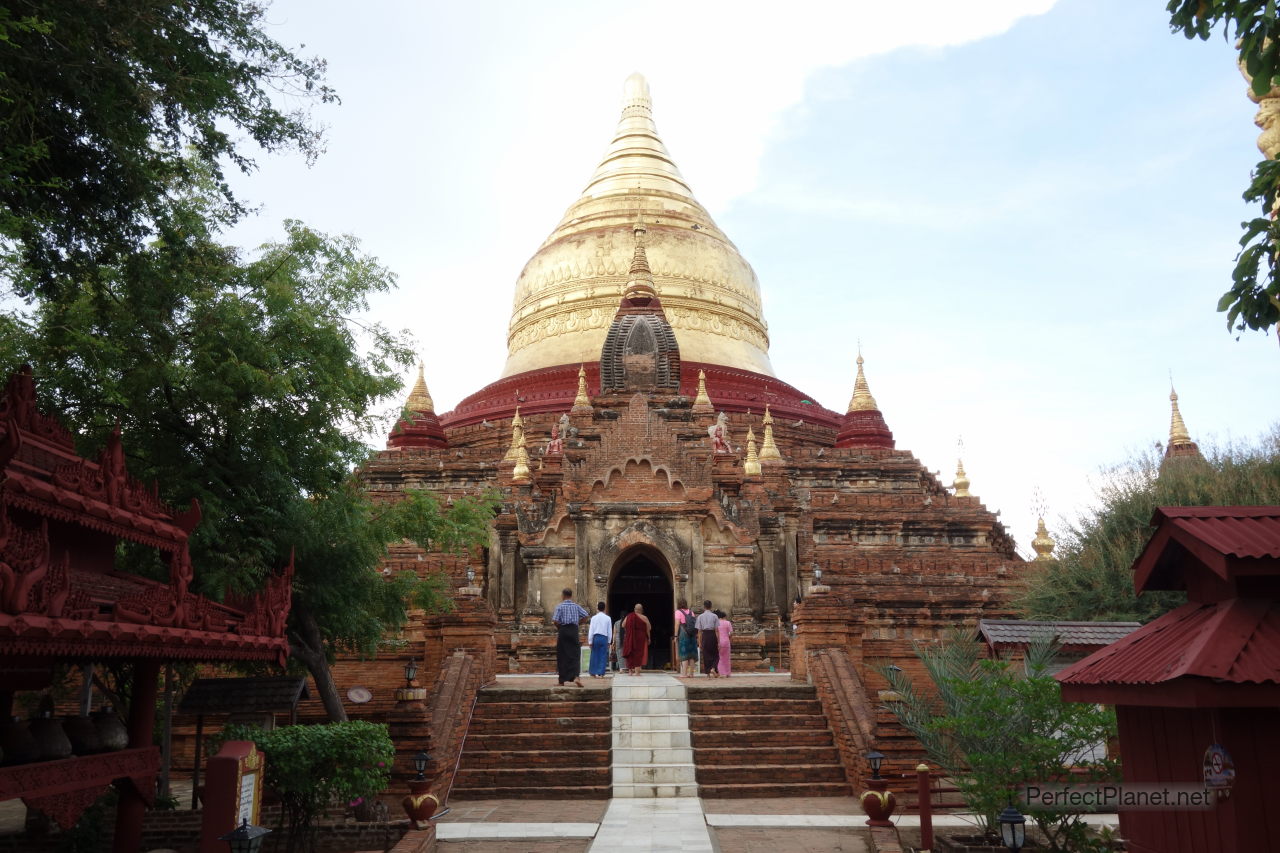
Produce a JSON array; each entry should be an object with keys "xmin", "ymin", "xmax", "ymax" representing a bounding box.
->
[
  {"xmin": 466, "ymin": 566, "xmax": 476, "ymax": 583},
  {"xmin": 404, "ymin": 658, "xmax": 418, "ymax": 686},
  {"xmin": 813, "ymin": 567, "xmax": 822, "ymax": 583},
  {"xmin": 413, "ymin": 750, "xmax": 430, "ymax": 780},
  {"xmin": 219, "ymin": 819, "xmax": 271, "ymax": 853},
  {"xmin": 998, "ymin": 804, "xmax": 1027, "ymax": 852},
  {"xmin": 865, "ymin": 749, "xmax": 885, "ymax": 780}
]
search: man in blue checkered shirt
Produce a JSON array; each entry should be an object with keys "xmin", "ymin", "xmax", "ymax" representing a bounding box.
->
[{"xmin": 553, "ymin": 588, "xmax": 590, "ymax": 687}]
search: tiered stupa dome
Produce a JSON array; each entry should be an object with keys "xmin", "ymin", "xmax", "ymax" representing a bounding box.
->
[{"xmin": 501, "ymin": 73, "xmax": 774, "ymax": 379}]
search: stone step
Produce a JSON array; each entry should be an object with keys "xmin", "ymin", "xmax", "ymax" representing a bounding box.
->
[
  {"xmin": 472, "ymin": 700, "xmax": 612, "ymax": 718},
  {"xmin": 612, "ymin": 698, "xmax": 687, "ymax": 715},
  {"xmin": 613, "ymin": 728, "xmax": 690, "ymax": 749},
  {"xmin": 692, "ymin": 728, "xmax": 833, "ymax": 748},
  {"xmin": 690, "ymin": 713, "xmax": 827, "ymax": 731},
  {"xmin": 463, "ymin": 714, "xmax": 610, "ymax": 734},
  {"xmin": 613, "ymin": 746, "xmax": 694, "ymax": 766},
  {"xmin": 611, "ymin": 683, "xmax": 686, "ymax": 701},
  {"xmin": 686, "ymin": 685, "xmax": 820, "ymax": 700},
  {"xmin": 613, "ymin": 763, "xmax": 697, "ymax": 785},
  {"xmin": 696, "ymin": 762, "xmax": 846, "ymax": 785},
  {"xmin": 476, "ymin": 687, "xmax": 610, "ymax": 703},
  {"xmin": 452, "ymin": 766, "xmax": 610, "ymax": 788},
  {"xmin": 466, "ymin": 731, "xmax": 611, "ymax": 751},
  {"xmin": 697, "ymin": 780, "xmax": 851, "ymax": 798},
  {"xmin": 687, "ymin": 698, "xmax": 824, "ymax": 716},
  {"xmin": 614, "ymin": 713, "xmax": 689, "ymax": 731},
  {"xmin": 455, "ymin": 748, "xmax": 610, "ymax": 769},
  {"xmin": 612, "ymin": 782, "xmax": 700, "ymax": 799},
  {"xmin": 449, "ymin": 784, "xmax": 611, "ymax": 801},
  {"xmin": 693, "ymin": 745, "xmax": 839, "ymax": 765}
]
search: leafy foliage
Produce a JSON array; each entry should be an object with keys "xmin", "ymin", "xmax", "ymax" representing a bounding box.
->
[
  {"xmin": 220, "ymin": 721, "xmax": 393, "ymax": 853},
  {"xmin": 1018, "ymin": 428, "xmax": 1280, "ymax": 622},
  {"xmin": 0, "ymin": 0, "xmax": 334, "ymax": 295},
  {"xmin": 1168, "ymin": 1, "xmax": 1280, "ymax": 337},
  {"xmin": 882, "ymin": 634, "xmax": 1118, "ymax": 851}
]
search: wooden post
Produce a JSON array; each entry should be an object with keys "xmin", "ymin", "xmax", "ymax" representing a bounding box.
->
[
  {"xmin": 159, "ymin": 664, "xmax": 174, "ymax": 798},
  {"xmin": 113, "ymin": 659, "xmax": 160, "ymax": 853},
  {"xmin": 917, "ymin": 763, "xmax": 934, "ymax": 852},
  {"xmin": 191, "ymin": 714, "xmax": 204, "ymax": 810}
]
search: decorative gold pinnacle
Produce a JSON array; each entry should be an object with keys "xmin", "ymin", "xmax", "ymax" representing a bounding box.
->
[
  {"xmin": 692, "ymin": 369, "xmax": 714, "ymax": 414},
  {"xmin": 504, "ymin": 407, "xmax": 525, "ymax": 462},
  {"xmin": 953, "ymin": 459, "xmax": 971, "ymax": 497},
  {"xmin": 572, "ymin": 365, "xmax": 592, "ymax": 412},
  {"xmin": 759, "ymin": 404, "xmax": 781, "ymax": 461},
  {"xmin": 1032, "ymin": 517, "xmax": 1055, "ymax": 561},
  {"xmin": 511, "ymin": 442, "xmax": 531, "ymax": 482},
  {"xmin": 405, "ymin": 362, "xmax": 435, "ymax": 413},
  {"xmin": 744, "ymin": 426, "xmax": 761, "ymax": 477},
  {"xmin": 1168, "ymin": 387, "xmax": 1193, "ymax": 447},
  {"xmin": 847, "ymin": 354, "xmax": 879, "ymax": 413}
]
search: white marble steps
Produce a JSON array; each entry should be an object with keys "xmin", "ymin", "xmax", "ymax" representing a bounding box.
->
[
  {"xmin": 588, "ymin": 797, "xmax": 715, "ymax": 853},
  {"xmin": 610, "ymin": 674, "xmax": 698, "ymax": 799}
]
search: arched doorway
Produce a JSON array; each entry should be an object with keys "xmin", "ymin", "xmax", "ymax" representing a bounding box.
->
[{"xmin": 608, "ymin": 547, "xmax": 674, "ymax": 670}]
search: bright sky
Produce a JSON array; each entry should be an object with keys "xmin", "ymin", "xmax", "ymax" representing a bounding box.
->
[{"xmin": 227, "ymin": 0, "xmax": 1278, "ymax": 557}]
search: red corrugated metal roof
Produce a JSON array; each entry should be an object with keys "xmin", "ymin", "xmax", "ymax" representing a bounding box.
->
[
  {"xmin": 1155, "ymin": 506, "xmax": 1280, "ymax": 559},
  {"xmin": 1056, "ymin": 598, "xmax": 1280, "ymax": 687}
]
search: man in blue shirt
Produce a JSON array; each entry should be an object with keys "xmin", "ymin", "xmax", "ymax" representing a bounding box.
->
[{"xmin": 553, "ymin": 588, "xmax": 590, "ymax": 687}]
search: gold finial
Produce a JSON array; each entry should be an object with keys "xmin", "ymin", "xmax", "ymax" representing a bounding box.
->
[
  {"xmin": 692, "ymin": 369, "xmax": 714, "ymax": 413},
  {"xmin": 624, "ymin": 218, "xmax": 657, "ymax": 302},
  {"xmin": 572, "ymin": 365, "xmax": 592, "ymax": 411},
  {"xmin": 953, "ymin": 458, "xmax": 971, "ymax": 497},
  {"xmin": 504, "ymin": 407, "xmax": 525, "ymax": 462},
  {"xmin": 405, "ymin": 362, "xmax": 435, "ymax": 413},
  {"xmin": 1032, "ymin": 517, "xmax": 1055, "ymax": 561},
  {"xmin": 1168, "ymin": 386, "xmax": 1193, "ymax": 447},
  {"xmin": 744, "ymin": 425, "xmax": 761, "ymax": 476},
  {"xmin": 512, "ymin": 441, "xmax": 531, "ymax": 482},
  {"xmin": 847, "ymin": 353, "xmax": 879, "ymax": 413},
  {"xmin": 759, "ymin": 404, "xmax": 781, "ymax": 461}
]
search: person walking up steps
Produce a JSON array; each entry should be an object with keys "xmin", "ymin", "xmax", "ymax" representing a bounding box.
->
[
  {"xmin": 553, "ymin": 588, "xmax": 589, "ymax": 687},
  {"xmin": 622, "ymin": 603, "xmax": 651, "ymax": 675},
  {"xmin": 588, "ymin": 602, "xmax": 612, "ymax": 678},
  {"xmin": 714, "ymin": 609, "xmax": 733, "ymax": 677},
  {"xmin": 695, "ymin": 600, "xmax": 720, "ymax": 677},
  {"xmin": 674, "ymin": 597, "xmax": 697, "ymax": 677}
]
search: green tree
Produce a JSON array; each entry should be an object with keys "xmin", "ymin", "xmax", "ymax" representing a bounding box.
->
[
  {"xmin": 1019, "ymin": 427, "xmax": 1280, "ymax": 622},
  {"xmin": 1168, "ymin": 1, "xmax": 1280, "ymax": 339},
  {"xmin": 0, "ymin": 177, "xmax": 496, "ymax": 720},
  {"xmin": 883, "ymin": 634, "xmax": 1119, "ymax": 852},
  {"xmin": 220, "ymin": 720, "xmax": 394, "ymax": 853},
  {"xmin": 0, "ymin": 0, "xmax": 334, "ymax": 296}
]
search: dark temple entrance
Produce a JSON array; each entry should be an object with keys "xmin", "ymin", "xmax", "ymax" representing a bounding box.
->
[{"xmin": 608, "ymin": 549, "xmax": 674, "ymax": 670}]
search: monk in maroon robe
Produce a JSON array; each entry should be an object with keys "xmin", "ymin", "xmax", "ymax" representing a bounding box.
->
[{"xmin": 621, "ymin": 603, "xmax": 651, "ymax": 674}]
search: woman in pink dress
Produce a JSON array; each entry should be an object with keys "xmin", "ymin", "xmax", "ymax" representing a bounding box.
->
[{"xmin": 714, "ymin": 609, "xmax": 732, "ymax": 677}]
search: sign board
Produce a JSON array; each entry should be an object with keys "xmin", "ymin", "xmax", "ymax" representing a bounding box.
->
[
  {"xmin": 1202, "ymin": 743, "xmax": 1235, "ymax": 792},
  {"xmin": 199, "ymin": 740, "xmax": 265, "ymax": 853}
]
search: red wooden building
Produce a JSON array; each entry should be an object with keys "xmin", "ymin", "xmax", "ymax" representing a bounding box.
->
[
  {"xmin": 1058, "ymin": 506, "xmax": 1280, "ymax": 853},
  {"xmin": 0, "ymin": 366, "xmax": 293, "ymax": 852}
]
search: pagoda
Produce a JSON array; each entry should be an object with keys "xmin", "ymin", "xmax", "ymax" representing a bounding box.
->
[{"xmin": 363, "ymin": 73, "xmax": 1024, "ymax": 678}]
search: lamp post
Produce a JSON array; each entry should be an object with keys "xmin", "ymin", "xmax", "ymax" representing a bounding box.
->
[
  {"xmin": 404, "ymin": 658, "xmax": 419, "ymax": 687},
  {"xmin": 218, "ymin": 818, "xmax": 270, "ymax": 853},
  {"xmin": 860, "ymin": 749, "xmax": 896, "ymax": 827},
  {"xmin": 998, "ymin": 805, "xmax": 1027, "ymax": 852},
  {"xmin": 402, "ymin": 749, "xmax": 441, "ymax": 828}
]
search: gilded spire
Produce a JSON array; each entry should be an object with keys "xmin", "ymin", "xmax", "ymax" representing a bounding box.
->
[
  {"xmin": 572, "ymin": 365, "xmax": 592, "ymax": 411},
  {"xmin": 624, "ymin": 220, "xmax": 658, "ymax": 303},
  {"xmin": 847, "ymin": 354, "xmax": 880, "ymax": 413},
  {"xmin": 759, "ymin": 404, "xmax": 781, "ymax": 461},
  {"xmin": 511, "ymin": 441, "xmax": 531, "ymax": 483},
  {"xmin": 692, "ymin": 369, "xmax": 714, "ymax": 414},
  {"xmin": 953, "ymin": 459, "xmax": 971, "ymax": 497},
  {"xmin": 504, "ymin": 407, "xmax": 525, "ymax": 462},
  {"xmin": 744, "ymin": 425, "xmax": 761, "ymax": 477},
  {"xmin": 1168, "ymin": 386, "xmax": 1193, "ymax": 447},
  {"xmin": 1032, "ymin": 517, "xmax": 1055, "ymax": 562},
  {"xmin": 405, "ymin": 362, "xmax": 435, "ymax": 413}
]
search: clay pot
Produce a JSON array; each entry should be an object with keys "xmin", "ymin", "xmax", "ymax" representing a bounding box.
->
[
  {"xmin": 28, "ymin": 712, "xmax": 72, "ymax": 761},
  {"xmin": 61, "ymin": 715, "xmax": 102, "ymax": 755},
  {"xmin": 0, "ymin": 717, "xmax": 39, "ymax": 766},
  {"xmin": 92, "ymin": 706, "xmax": 128, "ymax": 752}
]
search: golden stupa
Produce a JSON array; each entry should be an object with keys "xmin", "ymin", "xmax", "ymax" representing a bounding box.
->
[{"xmin": 501, "ymin": 73, "xmax": 774, "ymax": 378}]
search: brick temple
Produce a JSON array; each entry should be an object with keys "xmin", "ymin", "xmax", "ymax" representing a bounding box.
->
[{"xmin": 357, "ymin": 73, "xmax": 1027, "ymax": 690}]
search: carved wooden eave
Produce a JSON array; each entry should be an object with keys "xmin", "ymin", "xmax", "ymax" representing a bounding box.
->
[{"xmin": 0, "ymin": 746, "xmax": 159, "ymax": 831}]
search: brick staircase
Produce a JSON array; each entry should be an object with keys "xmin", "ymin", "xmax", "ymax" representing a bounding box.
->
[
  {"xmin": 450, "ymin": 685, "xmax": 612, "ymax": 800},
  {"xmin": 873, "ymin": 702, "xmax": 965, "ymax": 811},
  {"xmin": 687, "ymin": 683, "xmax": 850, "ymax": 798}
]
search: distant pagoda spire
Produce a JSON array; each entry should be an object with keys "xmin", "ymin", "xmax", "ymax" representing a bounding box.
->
[
  {"xmin": 744, "ymin": 425, "xmax": 761, "ymax": 477},
  {"xmin": 835, "ymin": 349, "xmax": 894, "ymax": 449},
  {"xmin": 1032, "ymin": 517, "xmax": 1056, "ymax": 561},
  {"xmin": 572, "ymin": 365, "xmax": 592, "ymax": 412},
  {"xmin": 953, "ymin": 458, "xmax": 971, "ymax": 497},
  {"xmin": 1164, "ymin": 385, "xmax": 1202, "ymax": 461},
  {"xmin": 692, "ymin": 369, "xmax": 714, "ymax": 414},
  {"xmin": 405, "ymin": 362, "xmax": 435, "ymax": 413},
  {"xmin": 847, "ymin": 353, "xmax": 880, "ymax": 413},
  {"xmin": 759, "ymin": 404, "xmax": 781, "ymax": 461}
]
